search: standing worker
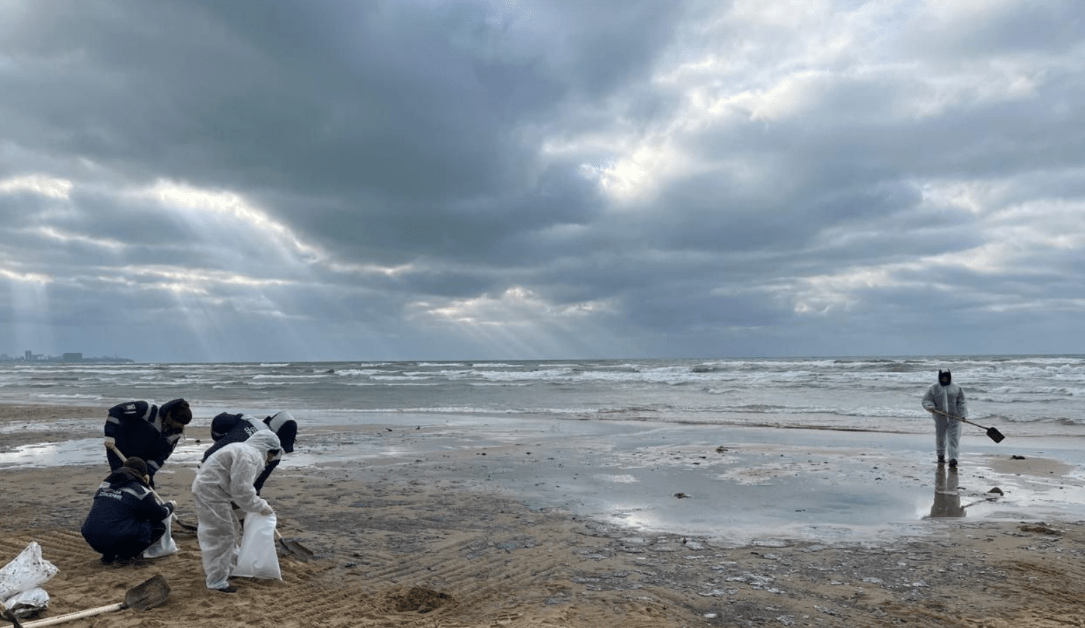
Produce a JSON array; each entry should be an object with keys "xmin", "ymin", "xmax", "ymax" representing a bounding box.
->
[
  {"xmin": 81, "ymin": 457, "xmax": 176, "ymax": 564},
  {"xmin": 104, "ymin": 398, "xmax": 192, "ymax": 487},
  {"xmin": 191, "ymin": 430, "xmax": 281, "ymax": 593},
  {"xmin": 922, "ymin": 369, "xmax": 968, "ymax": 468}
]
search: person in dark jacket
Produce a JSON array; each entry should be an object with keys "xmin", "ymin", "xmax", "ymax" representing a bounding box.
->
[
  {"xmin": 81, "ymin": 457, "xmax": 175, "ymax": 564},
  {"xmin": 104, "ymin": 398, "xmax": 192, "ymax": 487},
  {"xmin": 201, "ymin": 410, "xmax": 297, "ymax": 494}
]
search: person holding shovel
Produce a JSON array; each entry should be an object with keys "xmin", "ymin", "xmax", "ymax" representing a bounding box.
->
[
  {"xmin": 81, "ymin": 457, "xmax": 176, "ymax": 565},
  {"xmin": 191, "ymin": 430, "xmax": 281, "ymax": 593},
  {"xmin": 922, "ymin": 369, "xmax": 968, "ymax": 468},
  {"xmin": 104, "ymin": 398, "xmax": 192, "ymax": 487}
]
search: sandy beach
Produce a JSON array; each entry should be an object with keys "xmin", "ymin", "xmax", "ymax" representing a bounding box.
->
[{"xmin": 3, "ymin": 403, "xmax": 1085, "ymax": 627}]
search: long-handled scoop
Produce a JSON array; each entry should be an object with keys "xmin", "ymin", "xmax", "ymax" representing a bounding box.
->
[
  {"xmin": 930, "ymin": 408, "xmax": 1005, "ymax": 443},
  {"xmin": 20, "ymin": 575, "xmax": 170, "ymax": 628},
  {"xmin": 106, "ymin": 444, "xmax": 170, "ymax": 504}
]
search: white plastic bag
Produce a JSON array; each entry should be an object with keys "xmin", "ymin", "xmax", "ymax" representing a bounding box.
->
[
  {"xmin": 0, "ymin": 542, "xmax": 58, "ymax": 601},
  {"xmin": 143, "ymin": 514, "xmax": 179, "ymax": 559},
  {"xmin": 3, "ymin": 586, "xmax": 49, "ymax": 618},
  {"xmin": 232, "ymin": 512, "xmax": 281, "ymax": 580}
]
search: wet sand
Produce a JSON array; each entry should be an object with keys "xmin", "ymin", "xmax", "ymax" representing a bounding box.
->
[{"xmin": 4, "ymin": 403, "xmax": 1085, "ymax": 627}]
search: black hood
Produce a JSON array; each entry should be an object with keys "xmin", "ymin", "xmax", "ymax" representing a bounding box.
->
[
  {"xmin": 938, "ymin": 370, "xmax": 952, "ymax": 386},
  {"xmin": 105, "ymin": 466, "xmax": 148, "ymax": 488}
]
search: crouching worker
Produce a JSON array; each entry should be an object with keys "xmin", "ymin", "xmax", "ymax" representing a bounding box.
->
[
  {"xmin": 191, "ymin": 430, "xmax": 281, "ymax": 593},
  {"xmin": 81, "ymin": 457, "xmax": 176, "ymax": 565}
]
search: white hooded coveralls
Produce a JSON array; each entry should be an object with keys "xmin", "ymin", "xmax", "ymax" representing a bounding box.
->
[
  {"xmin": 922, "ymin": 381, "xmax": 967, "ymax": 462},
  {"xmin": 191, "ymin": 430, "xmax": 280, "ymax": 589}
]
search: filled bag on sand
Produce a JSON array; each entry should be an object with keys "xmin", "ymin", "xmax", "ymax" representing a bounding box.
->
[
  {"xmin": 143, "ymin": 514, "xmax": 179, "ymax": 559},
  {"xmin": 4, "ymin": 586, "xmax": 50, "ymax": 618},
  {"xmin": 0, "ymin": 542, "xmax": 58, "ymax": 601},
  {"xmin": 233, "ymin": 512, "xmax": 281, "ymax": 580}
]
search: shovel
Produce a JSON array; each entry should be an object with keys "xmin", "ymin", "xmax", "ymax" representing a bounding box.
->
[
  {"xmin": 275, "ymin": 529, "xmax": 315, "ymax": 561},
  {"xmin": 20, "ymin": 575, "xmax": 170, "ymax": 628},
  {"xmin": 930, "ymin": 408, "xmax": 1005, "ymax": 443},
  {"xmin": 180, "ymin": 510, "xmax": 313, "ymax": 560},
  {"xmin": 106, "ymin": 444, "xmax": 166, "ymax": 497},
  {"xmin": 175, "ymin": 517, "xmax": 198, "ymax": 532}
]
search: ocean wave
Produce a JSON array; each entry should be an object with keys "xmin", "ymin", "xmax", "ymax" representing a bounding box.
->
[
  {"xmin": 990, "ymin": 414, "xmax": 1083, "ymax": 426},
  {"xmin": 33, "ymin": 392, "xmax": 103, "ymax": 401},
  {"xmin": 333, "ymin": 369, "xmax": 392, "ymax": 377},
  {"xmin": 251, "ymin": 373, "xmax": 332, "ymax": 380}
]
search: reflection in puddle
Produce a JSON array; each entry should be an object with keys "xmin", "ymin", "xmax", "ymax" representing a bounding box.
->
[{"xmin": 929, "ymin": 466, "xmax": 966, "ymax": 518}]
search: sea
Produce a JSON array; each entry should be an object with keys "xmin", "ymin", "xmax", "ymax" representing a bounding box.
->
[{"xmin": 0, "ymin": 355, "xmax": 1081, "ymax": 437}]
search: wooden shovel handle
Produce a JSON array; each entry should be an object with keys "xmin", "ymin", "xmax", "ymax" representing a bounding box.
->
[
  {"xmin": 105, "ymin": 444, "xmax": 170, "ymax": 505},
  {"xmin": 929, "ymin": 408, "xmax": 982, "ymax": 428},
  {"xmin": 19, "ymin": 603, "xmax": 125, "ymax": 628},
  {"xmin": 106, "ymin": 442, "xmax": 127, "ymax": 460},
  {"xmin": 928, "ymin": 407, "xmax": 993, "ymax": 431}
]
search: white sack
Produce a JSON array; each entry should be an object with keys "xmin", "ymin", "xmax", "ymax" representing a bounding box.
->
[
  {"xmin": 143, "ymin": 514, "xmax": 179, "ymax": 559},
  {"xmin": 0, "ymin": 542, "xmax": 58, "ymax": 601},
  {"xmin": 232, "ymin": 512, "xmax": 281, "ymax": 580},
  {"xmin": 3, "ymin": 586, "xmax": 50, "ymax": 617}
]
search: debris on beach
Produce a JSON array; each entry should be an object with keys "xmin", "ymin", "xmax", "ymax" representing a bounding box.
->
[
  {"xmin": 1012, "ymin": 455, "xmax": 1026, "ymax": 460},
  {"xmin": 1018, "ymin": 523, "xmax": 1061, "ymax": 535},
  {"xmin": 674, "ymin": 492, "xmax": 690, "ymax": 499},
  {"xmin": 987, "ymin": 487, "xmax": 1004, "ymax": 495},
  {"xmin": 387, "ymin": 586, "xmax": 453, "ymax": 614}
]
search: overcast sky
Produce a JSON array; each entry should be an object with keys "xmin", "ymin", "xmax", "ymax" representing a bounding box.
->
[{"xmin": 1, "ymin": 1, "xmax": 1083, "ymax": 363}]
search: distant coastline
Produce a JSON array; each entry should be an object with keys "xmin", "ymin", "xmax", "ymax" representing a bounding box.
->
[{"xmin": 0, "ymin": 351, "xmax": 133, "ymax": 363}]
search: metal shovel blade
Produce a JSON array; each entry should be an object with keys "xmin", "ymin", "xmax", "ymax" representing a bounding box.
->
[
  {"xmin": 174, "ymin": 518, "xmax": 198, "ymax": 532},
  {"xmin": 278, "ymin": 537, "xmax": 315, "ymax": 561},
  {"xmin": 987, "ymin": 427, "xmax": 1006, "ymax": 443},
  {"xmin": 125, "ymin": 574, "xmax": 171, "ymax": 611}
]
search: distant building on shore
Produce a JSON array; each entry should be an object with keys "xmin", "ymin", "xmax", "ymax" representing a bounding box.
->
[{"xmin": 0, "ymin": 350, "xmax": 133, "ymax": 363}]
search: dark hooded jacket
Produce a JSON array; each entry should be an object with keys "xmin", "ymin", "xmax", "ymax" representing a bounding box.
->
[
  {"xmin": 80, "ymin": 467, "xmax": 173, "ymax": 557},
  {"xmin": 202, "ymin": 411, "xmax": 296, "ymax": 494}
]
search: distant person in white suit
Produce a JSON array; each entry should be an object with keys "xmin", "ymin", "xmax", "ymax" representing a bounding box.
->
[{"xmin": 922, "ymin": 369, "xmax": 968, "ymax": 468}]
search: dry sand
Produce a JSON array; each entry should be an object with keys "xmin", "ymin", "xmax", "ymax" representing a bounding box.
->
[{"xmin": 3, "ymin": 404, "xmax": 1085, "ymax": 628}]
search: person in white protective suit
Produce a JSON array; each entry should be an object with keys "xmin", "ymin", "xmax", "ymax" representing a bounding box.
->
[
  {"xmin": 191, "ymin": 429, "xmax": 281, "ymax": 593},
  {"xmin": 922, "ymin": 369, "xmax": 968, "ymax": 468}
]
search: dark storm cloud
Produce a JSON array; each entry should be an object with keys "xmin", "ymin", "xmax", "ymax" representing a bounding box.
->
[{"xmin": 1, "ymin": 0, "xmax": 1083, "ymax": 361}]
